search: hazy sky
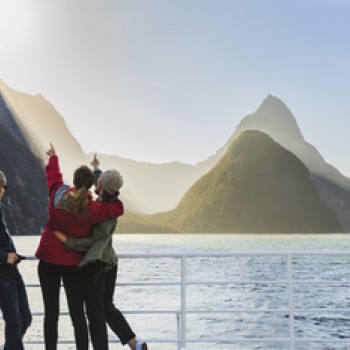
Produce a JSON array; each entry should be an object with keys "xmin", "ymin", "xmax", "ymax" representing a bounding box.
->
[{"xmin": 0, "ymin": 0, "xmax": 349, "ymax": 177}]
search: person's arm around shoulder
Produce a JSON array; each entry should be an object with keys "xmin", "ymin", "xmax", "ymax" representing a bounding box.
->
[
  {"xmin": 54, "ymin": 230, "xmax": 94, "ymax": 252},
  {"xmin": 55, "ymin": 219, "xmax": 116, "ymax": 252},
  {"xmin": 89, "ymin": 198, "xmax": 124, "ymax": 224}
]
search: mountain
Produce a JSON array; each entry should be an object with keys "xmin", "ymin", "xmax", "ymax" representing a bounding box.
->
[
  {"xmin": 1, "ymin": 78, "xmax": 349, "ymax": 233},
  {"xmin": 0, "ymin": 94, "xmax": 48, "ymax": 234},
  {"xmin": 151, "ymin": 130, "xmax": 343, "ymax": 233},
  {"xmin": 91, "ymin": 153, "xmax": 201, "ymax": 213},
  {"xmin": 0, "ymin": 79, "xmax": 87, "ymax": 178},
  {"xmin": 233, "ymin": 95, "xmax": 349, "ymax": 186},
  {"xmin": 227, "ymin": 95, "xmax": 350, "ymax": 231},
  {"xmin": 0, "ymin": 79, "xmax": 208, "ymax": 213}
]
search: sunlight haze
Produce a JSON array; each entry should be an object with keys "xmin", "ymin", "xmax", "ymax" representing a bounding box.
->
[{"xmin": 0, "ymin": 0, "xmax": 349, "ymax": 177}]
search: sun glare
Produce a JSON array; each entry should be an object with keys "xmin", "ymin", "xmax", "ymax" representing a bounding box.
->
[{"xmin": 0, "ymin": 1, "xmax": 40, "ymax": 48}]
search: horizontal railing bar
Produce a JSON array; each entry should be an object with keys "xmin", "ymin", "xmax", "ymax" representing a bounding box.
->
[
  {"xmin": 292, "ymin": 280, "xmax": 350, "ymax": 285},
  {"xmin": 185, "ymin": 308, "xmax": 350, "ymax": 314},
  {"xmin": 119, "ymin": 280, "xmax": 350, "ymax": 285},
  {"xmin": 118, "ymin": 251, "xmax": 350, "ymax": 258},
  {"xmin": 24, "ymin": 339, "xmax": 182, "ymax": 344},
  {"xmin": 292, "ymin": 308, "xmax": 350, "ymax": 313},
  {"xmin": 26, "ymin": 279, "xmax": 350, "ymax": 288},
  {"xmin": 287, "ymin": 251, "xmax": 350, "ymax": 256},
  {"xmin": 117, "ymin": 281, "xmax": 180, "ymax": 286},
  {"xmin": 31, "ymin": 310, "xmax": 181, "ymax": 316},
  {"xmin": 186, "ymin": 309, "xmax": 290, "ymax": 313},
  {"xmin": 184, "ymin": 338, "xmax": 295, "ymax": 342},
  {"xmin": 119, "ymin": 253, "xmax": 290, "ymax": 258},
  {"xmin": 25, "ymin": 337, "xmax": 350, "ymax": 345},
  {"xmin": 293, "ymin": 338, "xmax": 350, "ymax": 342},
  {"xmin": 184, "ymin": 337, "xmax": 350, "ymax": 343},
  {"xmin": 31, "ymin": 307, "xmax": 350, "ymax": 317},
  {"xmin": 23, "ymin": 251, "xmax": 350, "ymax": 261},
  {"xmin": 185, "ymin": 280, "xmax": 288, "ymax": 284},
  {"xmin": 118, "ymin": 280, "xmax": 289, "ymax": 285}
]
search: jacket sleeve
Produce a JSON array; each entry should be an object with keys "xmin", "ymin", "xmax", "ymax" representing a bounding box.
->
[
  {"xmin": 46, "ymin": 155, "xmax": 64, "ymax": 197},
  {"xmin": 88, "ymin": 199, "xmax": 124, "ymax": 224},
  {"xmin": 65, "ymin": 220, "xmax": 115, "ymax": 252},
  {"xmin": 93, "ymin": 168, "xmax": 102, "ymax": 187},
  {"xmin": 65, "ymin": 235, "xmax": 94, "ymax": 252},
  {"xmin": 0, "ymin": 251, "xmax": 8, "ymax": 264}
]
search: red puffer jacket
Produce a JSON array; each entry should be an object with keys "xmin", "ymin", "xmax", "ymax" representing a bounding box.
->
[{"xmin": 35, "ymin": 155, "xmax": 124, "ymax": 266}]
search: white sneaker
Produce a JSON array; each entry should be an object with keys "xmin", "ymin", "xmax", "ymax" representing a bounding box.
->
[{"xmin": 136, "ymin": 342, "xmax": 148, "ymax": 350}]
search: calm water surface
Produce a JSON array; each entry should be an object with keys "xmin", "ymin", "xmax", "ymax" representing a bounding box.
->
[{"xmin": 1, "ymin": 234, "xmax": 350, "ymax": 350}]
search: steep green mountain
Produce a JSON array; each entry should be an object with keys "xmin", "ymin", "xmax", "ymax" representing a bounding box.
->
[
  {"xmin": 229, "ymin": 95, "xmax": 350, "ymax": 231},
  {"xmin": 151, "ymin": 130, "xmax": 343, "ymax": 233}
]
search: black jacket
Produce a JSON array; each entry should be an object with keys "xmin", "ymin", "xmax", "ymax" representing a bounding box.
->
[{"xmin": 0, "ymin": 202, "xmax": 16, "ymax": 274}]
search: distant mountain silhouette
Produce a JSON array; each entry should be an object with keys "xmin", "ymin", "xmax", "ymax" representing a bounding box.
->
[
  {"xmin": 1, "ymin": 78, "xmax": 349, "ymax": 233},
  {"xmin": 0, "ymin": 108, "xmax": 47, "ymax": 234},
  {"xmin": 0, "ymin": 79, "xmax": 139, "ymax": 213},
  {"xmin": 0, "ymin": 79, "xmax": 87, "ymax": 176},
  {"xmin": 0, "ymin": 79, "xmax": 204, "ymax": 213},
  {"xmin": 0, "ymin": 93, "xmax": 28, "ymax": 146},
  {"xmin": 151, "ymin": 130, "xmax": 343, "ymax": 233}
]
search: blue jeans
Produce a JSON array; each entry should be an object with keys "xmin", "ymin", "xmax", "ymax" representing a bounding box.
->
[{"xmin": 0, "ymin": 267, "xmax": 32, "ymax": 350}]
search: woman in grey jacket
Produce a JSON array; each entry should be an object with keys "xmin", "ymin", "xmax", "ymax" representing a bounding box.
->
[{"xmin": 55, "ymin": 157, "xmax": 148, "ymax": 350}]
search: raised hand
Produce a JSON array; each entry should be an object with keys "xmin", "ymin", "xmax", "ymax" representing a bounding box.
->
[
  {"xmin": 46, "ymin": 143, "xmax": 56, "ymax": 157},
  {"xmin": 90, "ymin": 153, "xmax": 100, "ymax": 168}
]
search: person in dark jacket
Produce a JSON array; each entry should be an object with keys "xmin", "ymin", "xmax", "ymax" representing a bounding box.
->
[
  {"xmin": 0, "ymin": 170, "xmax": 32, "ymax": 350},
  {"xmin": 35, "ymin": 144, "xmax": 124, "ymax": 350},
  {"xmin": 55, "ymin": 155, "xmax": 148, "ymax": 350}
]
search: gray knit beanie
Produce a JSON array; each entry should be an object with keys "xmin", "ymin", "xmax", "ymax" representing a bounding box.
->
[
  {"xmin": 100, "ymin": 169, "xmax": 123, "ymax": 194},
  {"xmin": 0, "ymin": 171, "xmax": 7, "ymax": 188}
]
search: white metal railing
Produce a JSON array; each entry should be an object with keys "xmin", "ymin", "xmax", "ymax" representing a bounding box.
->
[{"xmin": 16, "ymin": 252, "xmax": 350, "ymax": 349}]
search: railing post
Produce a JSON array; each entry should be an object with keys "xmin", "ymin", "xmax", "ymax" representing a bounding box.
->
[
  {"xmin": 287, "ymin": 252, "xmax": 295, "ymax": 350},
  {"xmin": 180, "ymin": 255, "xmax": 187, "ymax": 349},
  {"xmin": 176, "ymin": 312, "xmax": 181, "ymax": 350}
]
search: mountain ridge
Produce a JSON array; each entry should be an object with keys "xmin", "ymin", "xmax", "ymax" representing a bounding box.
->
[
  {"xmin": 1, "ymin": 78, "xmax": 349, "ymax": 232},
  {"xmin": 149, "ymin": 130, "xmax": 343, "ymax": 233}
]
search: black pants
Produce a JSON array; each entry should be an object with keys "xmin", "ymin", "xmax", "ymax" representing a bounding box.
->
[
  {"xmin": 82, "ymin": 262, "xmax": 136, "ymax": 349},
  {"xmin": 82, "ymin": 261, "xmax": 109, "ymax": 350},
  {"xmin": 0, "ymin": 267, "xmax": 32, "ymax": 350},
  {"xmin": 38, "ymin": 261, "xmax": 88, "ymax": 350}
]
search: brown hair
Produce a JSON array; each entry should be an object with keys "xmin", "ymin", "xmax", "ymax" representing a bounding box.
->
[{"xmin": 62, "ymin": 166, "xmax": 94, "ymax": 214}]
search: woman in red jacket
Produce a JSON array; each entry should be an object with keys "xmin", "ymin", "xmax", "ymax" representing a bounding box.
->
[{"xmin": 35, "ymin": 144, "xmax": 124, "ymax": 350}]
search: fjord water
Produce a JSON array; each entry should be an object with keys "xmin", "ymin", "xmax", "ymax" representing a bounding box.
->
[{"xmin": 3, "ymin": 234, "xmax": 350, "ymax": 349}]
